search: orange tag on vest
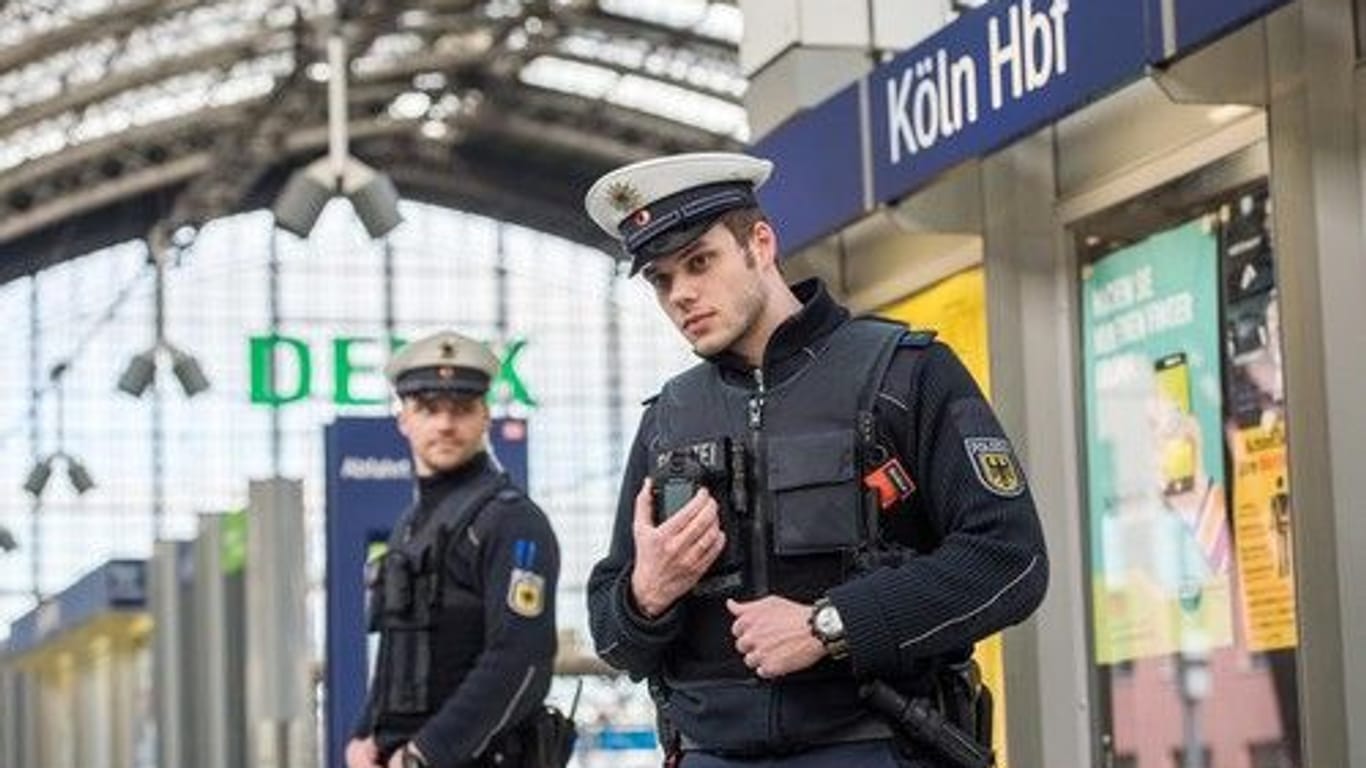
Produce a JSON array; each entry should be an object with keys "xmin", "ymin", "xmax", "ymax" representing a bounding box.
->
[{"xmin": 863, "ymin": 457, "xmax": 916, "ymax": 511}]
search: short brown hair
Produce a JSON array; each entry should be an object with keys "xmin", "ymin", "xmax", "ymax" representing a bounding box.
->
[{"xmin": 717, "ymin": 207, "xmax": 770, "ymax": 248}]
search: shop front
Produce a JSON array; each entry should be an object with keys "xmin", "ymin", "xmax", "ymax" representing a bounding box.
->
[{"xmin": 748, "ymin": 0, "xmax": 1366, "ymax": 765}]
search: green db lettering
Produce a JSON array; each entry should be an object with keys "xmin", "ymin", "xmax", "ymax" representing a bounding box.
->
[
  {"xmin": 334, "ymin": 337, "xmax": 386, "ymax": 406},
  {"xmin": 248, "ymin": 335, "xmax": 537, "ymax": 407},
  {"xmin": 493, "ymin": 339, "xmax": 536, "ymax": 407},
  {"xmin": 250, "ymin": 335, "xmax": 311, "ymax": 405}
]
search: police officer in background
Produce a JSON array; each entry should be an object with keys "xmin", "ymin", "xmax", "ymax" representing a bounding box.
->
[
  {"xmin": 583, "ymin": 153, "xmax": 1048, "ymax": 767},
  {"xmin": 348, "ymin": 331, "xmax": 561, "ymax": 768}
]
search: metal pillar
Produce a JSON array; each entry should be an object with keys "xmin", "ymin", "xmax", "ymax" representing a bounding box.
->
[
  {"xmin": 980, "ymin": 128, "xmax": 1097, "ymax": 768},
  {"xmin": 151, "ymin": 540, "xmax": 195, "ymax": 768},
  {"xmin": 269, "ymin": 230, "xmax": 283, "ymax": 477},
  {"xmin": 151, "ymin": 246, "xmax": 167, "ymax": 541},
  {"xmin": 195, "ymin": 513, "xmax": 246, "ymax": 768},
  {"xmin": 1266, "ymin": 1, "xmax": 1366, "ymax": 764},
  {"xmin": 27, "ymin": 277, "xmax": 41, "ymax": 601},
  {"xmin": 245, "ymin": 479, "xmax": 310, "ymax": 768}
]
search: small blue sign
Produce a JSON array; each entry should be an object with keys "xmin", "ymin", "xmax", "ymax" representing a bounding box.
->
[
  {"xmin": 754, "ymin": 0, "xmax": 1291, "ymax": 254},
  {"xmin": 589, "ymin": 727, "xmax": 659, "ymax": 751},
  {"xmin": 6, "ymin": 559, "xmax": 147, "ymax": 657}
]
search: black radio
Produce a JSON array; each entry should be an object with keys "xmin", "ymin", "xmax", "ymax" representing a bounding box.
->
[{"xmin": 651, "ymin": 438, "xmax": 750, "ymax": 596}]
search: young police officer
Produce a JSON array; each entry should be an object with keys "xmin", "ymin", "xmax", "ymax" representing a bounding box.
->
[
  {"xmin": 583, "ymin": 154, "xmax": 1048, "ymax": 767},
  {"xmin": 348, "ymin": 331, "xmax": 560, "ymax": 768}
]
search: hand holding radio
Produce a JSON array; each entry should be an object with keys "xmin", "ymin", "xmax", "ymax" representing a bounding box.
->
[{"xmin": 629, "ymin": 477, "xmax": 727, "ymax": 618}]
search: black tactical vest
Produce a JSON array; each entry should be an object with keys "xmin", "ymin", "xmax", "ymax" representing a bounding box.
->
[
  {"xmin": 651, "ymin": 317, "xmax": 904, "ymax": 686},
  {"xmin": 366, "ymin": 465, "xmax": 515, "ymax": 729}
]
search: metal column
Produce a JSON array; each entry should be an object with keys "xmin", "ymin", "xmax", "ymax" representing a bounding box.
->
[
  {"xmin": 151, "ymin": 540, "xmax": 196, "ymax": 768},
  {"xmin": 195, "ymin": 513, "xmax": 247, "ymax": 768},
  {"xmin": 1266, "ymin": 1, "xmax": 1366, "ymax": 764},
  {"xmin": 981, "ymin": 129, "xmax": 1097, "ymax": 768},
  {"xmin": 245, "ymin": 479, "xmax": 311, "ymax": 768}
]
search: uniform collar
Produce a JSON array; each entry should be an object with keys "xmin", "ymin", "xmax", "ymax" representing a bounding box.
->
[
  {"xmin": 416, "ymin": 451, "xmax": 492, "ymax": 511},
  {"xmin": 711, "ymin": 278, "xmax": 849, "ymax": 384}
]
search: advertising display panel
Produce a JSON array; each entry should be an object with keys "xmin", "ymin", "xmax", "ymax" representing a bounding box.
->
[
  {"xmin": 1081, "ymin": 219, "xmax": 1232, "ymax": 664},
  {"xmin": 1220, "ymin": 192, "xmax": 1297, "ymax": 652}
]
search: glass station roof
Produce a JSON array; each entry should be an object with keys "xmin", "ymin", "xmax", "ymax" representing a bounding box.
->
[
  {"xmin": 0, "ymin": 0, "xmax": 746, "ymax": 270},
  {"xmin": 0, "ymin": 0, "xmax": 744, "ymax": 172}
]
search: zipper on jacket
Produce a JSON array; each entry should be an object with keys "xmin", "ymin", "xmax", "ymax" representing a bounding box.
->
[
  {"xmin": 748, "ymin": 367, "xmax": 769, "ymax": 596},
  {"xmin": 747, "ymin": 368, "xmax": 765, "ymax": 429}
]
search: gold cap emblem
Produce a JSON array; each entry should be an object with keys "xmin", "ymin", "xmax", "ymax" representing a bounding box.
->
[{"xmin": 607, "ymin": 181, "xmax": 644, "ymax": 213}]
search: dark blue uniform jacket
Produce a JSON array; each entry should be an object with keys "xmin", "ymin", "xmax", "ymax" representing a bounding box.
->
[{"xmin": 586, "ymin": 279, "xmax": 1048, "ymax": 752}]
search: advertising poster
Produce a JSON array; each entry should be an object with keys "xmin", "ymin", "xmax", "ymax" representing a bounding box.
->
[
  {"xmin": 1230, "ymin": 421, "xmax": 1296, "ymax": 650},
  {"xmin": 1082, "ymin": 219, "xmax": 1232, "ymax": 664},
  {"xmin": 1221, "ymin": 191, "xmax": 1298, "ymax": 651},
  {"xmin": 878, "ymin": 266, "xmax": 1009, "ymax": 764}
]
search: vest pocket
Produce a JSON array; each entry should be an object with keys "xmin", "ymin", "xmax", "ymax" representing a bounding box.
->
[
  {"xmin": 768, "ymin": 430, "xmax": 861, "ymax": 555},
  {"xmin": 383, "ymin": 629, "xmax": 432, "ymax": 714}
]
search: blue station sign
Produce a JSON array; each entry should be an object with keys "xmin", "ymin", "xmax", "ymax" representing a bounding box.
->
[
  {"xmin": 754, "ymin": 0, "xmax": 1292, "ymax": 253},
  {"xmin": 870, "ymin": 0, "xmax": 1148, "ymax": 205}
]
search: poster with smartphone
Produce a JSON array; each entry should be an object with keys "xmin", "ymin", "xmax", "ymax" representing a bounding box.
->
[{"xmin": 1082, "ymin": 218, "xmax": 1232, "ymax": 664}]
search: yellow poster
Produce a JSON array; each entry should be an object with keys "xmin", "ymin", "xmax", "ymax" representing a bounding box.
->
[
  {"xmin": 879, "ymin": 267, "xmax": 991, "ymax": 394},
  {"xmin": 1231, "ymin": 420, "xmax": 1298, "ymax": 651},
  {"xmin": 877, "ymin": 266, "xmax": 1008, "ymax": 765}
]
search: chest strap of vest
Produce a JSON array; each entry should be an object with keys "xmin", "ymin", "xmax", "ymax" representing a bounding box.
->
[
  {"xmin": 856, "ymin": 327, "xmax": 935, "ymax": 546},
  {"xmin": 405, "ymin": 472, "xmax": 516, "ymax": 607}
]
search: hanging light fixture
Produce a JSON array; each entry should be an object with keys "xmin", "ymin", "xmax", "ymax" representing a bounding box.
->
[
  {"xmin": 272, "ymin": 21, "xmax": 402, "ymax": 240},
  {"xmin": 25, "ymin": 364, "xmax": 96, "ymax": 497},
  {"xmin": 117, "ymin": 234, "xmax": 211, "ymax": 399}
]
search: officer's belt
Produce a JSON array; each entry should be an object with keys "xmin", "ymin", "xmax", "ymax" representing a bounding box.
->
[{"xmin": 679, "ymin": 716, "xmax": 894, "ymax": 752}]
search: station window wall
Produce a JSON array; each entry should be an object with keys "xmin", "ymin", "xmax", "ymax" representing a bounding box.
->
[
  {"xmin": 1076, "ymin": 167, "xmax": 1300, "ymax": 768},
  {"xmin": 0, "ymin": 200, "xmax": 693, "ymax": 643}
]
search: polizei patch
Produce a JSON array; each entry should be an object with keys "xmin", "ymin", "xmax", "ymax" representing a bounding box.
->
[{"xmin": 964, "ymin": 437, "xmax": 1026, "ymax": 498}]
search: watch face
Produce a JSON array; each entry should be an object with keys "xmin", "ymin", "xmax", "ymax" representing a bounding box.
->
[{"xmin": 815, "ymin": 605, "xmax": 843, "ymax": 637}]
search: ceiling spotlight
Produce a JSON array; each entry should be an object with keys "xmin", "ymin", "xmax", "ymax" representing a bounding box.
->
[
  {"xmin": 23, "ymin": 459, "xmax": 52, "ymax": 497},
  {"xmin": 0, "ymin": 526, "xmax": 16, "ymax": 553},
  {"xmin": 273, "ymin": 156, "xmax": 404, "ymax": 240},
  {"xmin": 117, "ymin": 350, "xmax": 157, "ymax": 397},
  {"xmin": 170, "ymin": 348, "xmax": 211, "ymax": 397},
  {"xmin": 273, "ymin": 161, "xmax": 334, "ymax": 239},
  {"xmin": 344, "ymin": 164, "xmax": 404, "ymax": 239},
  {"xmin": 23, "ymin": 453, "xmax": 96, "ymax": 497},
  {"xmin": 66, "ymin": 459, "xmax": 96, "ymax": 495},
  {"xmin": 118, "ymin": 344, "xmax": 210, "ymax": 399}
]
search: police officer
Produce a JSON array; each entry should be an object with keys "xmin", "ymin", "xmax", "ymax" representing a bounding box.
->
[
  {"xmin": 348, "ymin": 331, "xmax": 560, "ymax": 768},
  {"xmin": 583, "ymin": 153, "xmax": 1048, "ymax": 767}
]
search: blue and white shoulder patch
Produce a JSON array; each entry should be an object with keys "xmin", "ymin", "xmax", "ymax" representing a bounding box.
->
[
  {"xmin": 963, "ymin": 436, "xmax": 1026, "ymax": 498},
  {"xmin": 506, "ymin": 538, "xmax": 546, "ymax": 618}
]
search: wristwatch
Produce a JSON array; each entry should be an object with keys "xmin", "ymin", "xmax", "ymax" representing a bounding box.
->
[
  {"xmin": 402, "ymin": 745, "xmax": 428, "ymax": 768},
  {"xmin": 809, "ymin": 597, "xmax": 849, "ymax": 660}
]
